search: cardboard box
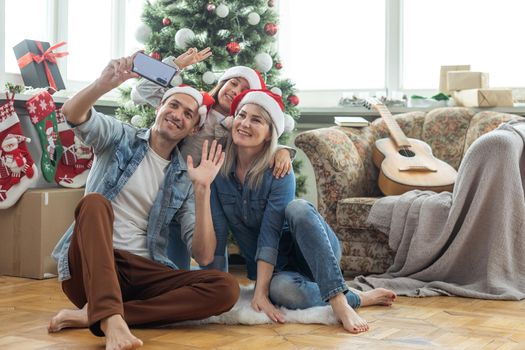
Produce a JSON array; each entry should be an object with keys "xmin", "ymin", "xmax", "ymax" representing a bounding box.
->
[
  {"xmin": 13, "ymin": 39, "xmax": 66, "ymax": 91},
  {"xmin": 453, "ymin": 88, "xmax": 514, "ymax": 107},
  {"xmin": 0, "ymin": 188, "xmax": 84, "ymax": 279},
  {"xmin": 447, "ymin": 71, "xmax": 489, "ymax": 92},
  {"xmin": 439, "ymin": 65, "xmax": 470, "ymax": 93}
]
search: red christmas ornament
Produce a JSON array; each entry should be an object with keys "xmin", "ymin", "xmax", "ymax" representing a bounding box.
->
[
  {"xmin": 268, "ymin": 0, "xmax": 275, "ymax": 7},
  {"xmin": 287, "ymin": 94, "xmax": 300, "ymax": 106},
  {"xmin": 264, "ymin": 23, "xmax": 278, "ymax": 36},
  {"xmin": 150, "ymin": 51, "xmax": 162, "ymax": 60},
  {"xmin": 162, "ymin": 17, "xmax": 171, "ymax": 26},
  {"xmin": 226, "ymin": 41, "xmax": 240, "ymax": 55},
  {"xmin": 275, "ymin": 62, "xmax": 283, "ymax": 70},
  {"xmin": 206, "ymin": 3, "xmax": 216, "ymax": 12}
]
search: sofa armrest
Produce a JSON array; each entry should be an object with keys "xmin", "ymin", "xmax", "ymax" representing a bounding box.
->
[
  {"xmin": 295, "ymin": 127, "xmax": 371, "ymax": 228},
  {"xmin": 465, "ymin": 111, "xmax": 524, "ymax": 152}
]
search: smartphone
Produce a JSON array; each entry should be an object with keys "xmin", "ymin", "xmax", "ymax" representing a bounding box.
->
[{"xmin": 132, "ymin": 52, "xmax": 178, "ymax": 87}]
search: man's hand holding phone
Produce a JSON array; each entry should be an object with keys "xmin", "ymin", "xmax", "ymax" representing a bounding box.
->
[
  {"xmin": 131, "ymin": 47, "xmax": 213, "ymax": 88},
  {"xmin": 97, "ymin": 53, "xmax": 140, "ymax": 92},
  {"xmin": 132, "ymin": 52, "xmax": 179, "ymax": 87},
  {"xmin": 97, "ymin": 47, "xmax": 213, "ymax": 91},
  {"xmin": 63, "ymin": 53, "xmax": 141, "ymax": 126}
]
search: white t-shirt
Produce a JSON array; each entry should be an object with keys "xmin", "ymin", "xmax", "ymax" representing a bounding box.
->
[{"xmin": 112, "ymin": 145, "xmax": 170, "ymax": 258}]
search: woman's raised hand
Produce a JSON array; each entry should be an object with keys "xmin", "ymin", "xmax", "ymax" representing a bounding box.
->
[{"xmin": 187, "ymin": 140, "xmax": 225, "ymax": 188}]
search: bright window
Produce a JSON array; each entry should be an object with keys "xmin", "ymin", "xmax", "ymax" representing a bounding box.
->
[
  {"xmin": 67, "ymin": 0, "xmax": 112, "ymax": 81},
  {"xmin": 403, "ymin": 0, "xmax": 525, "ymax": 89},
  {"xmin": 125, "ymin": 0, "xmax": 146, "ymax": 56},
  {"xmin": 279, "ymin": 0, "xmax": 386, "ymax": 90},
  {"xmin": 2, "ymin": 0, "xmax": 525, "ymax": 104},
  {"xmin": 5, "ymin": 0, "xmax": 49, "ymax": 74}
]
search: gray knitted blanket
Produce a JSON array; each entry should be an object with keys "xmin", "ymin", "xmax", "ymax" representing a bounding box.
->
[{"xmin": 349, "ymin": 121, "xmax": 525, "ymax": 300}]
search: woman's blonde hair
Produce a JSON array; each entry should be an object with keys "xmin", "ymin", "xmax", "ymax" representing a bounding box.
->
[{"xmin": 221, "ymin": 104, "xmax": 278, "ymax": 190}]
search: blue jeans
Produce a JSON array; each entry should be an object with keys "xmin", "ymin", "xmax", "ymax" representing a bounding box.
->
[{"xmin": 268, "ymin": 199, "xmax": 361, "ymax": 310}]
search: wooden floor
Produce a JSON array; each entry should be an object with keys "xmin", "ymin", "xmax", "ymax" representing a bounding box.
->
[{"xmin": 1, "ymin": 268, "xmax": 525, "ymax": 350}]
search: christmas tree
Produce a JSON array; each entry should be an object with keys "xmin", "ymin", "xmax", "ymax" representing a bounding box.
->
[{"xmin": 116, "ymin": 0, "xmax": 305, "ymax": 195}]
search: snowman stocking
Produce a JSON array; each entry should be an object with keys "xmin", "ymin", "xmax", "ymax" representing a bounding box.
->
[
  {"xmin": 0, "ymin": 94, "xmax": 38, "ymax": 209},
  {"xmin": 25, "ymin": 91, "xmax": 63, "ymax": 182},
  {"xmin": 54, "ymin": 108, "xmax": 93, "ymax": 187}
]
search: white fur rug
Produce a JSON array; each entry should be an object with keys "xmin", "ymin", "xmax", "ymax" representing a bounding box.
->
[{"xmin": 175, "ymin": 284, "xmax": 338, "ymax": 326}]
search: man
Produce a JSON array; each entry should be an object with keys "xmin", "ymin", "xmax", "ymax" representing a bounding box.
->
[{"xmin": 48, "ymin": 54, "xmax": 239, "ymax": 350}]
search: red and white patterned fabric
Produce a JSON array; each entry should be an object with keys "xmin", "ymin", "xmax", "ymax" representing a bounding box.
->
[
  {"xmin": 0, "ymin": 94, "xmax": 38, "ymax": 208},
  {"xmin": 25, "ymin": 91, "xmax": 63, "ymax": 182},
  {"xmin": 54, "ymin": 108, "xmax": 93, "ymax": 188}
]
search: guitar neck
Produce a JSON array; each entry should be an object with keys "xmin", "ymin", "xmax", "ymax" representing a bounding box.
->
[{"xmin": 375, "ymin": 104, "xmax": 411, "ymax": 148}]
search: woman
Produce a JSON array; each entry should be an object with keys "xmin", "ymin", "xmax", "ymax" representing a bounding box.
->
[
  {"xmin": 131, "ymin": 47, "xmax": 293, "ymax": 178},
  {"xmin": 208, "ymin": 89, "xmax": 396, "ymax": 334}
]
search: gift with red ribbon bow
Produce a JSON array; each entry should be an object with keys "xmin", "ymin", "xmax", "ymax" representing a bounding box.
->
[{"xmin": 13, "ymin": 40, "xmax": 68, "ymax": 92}]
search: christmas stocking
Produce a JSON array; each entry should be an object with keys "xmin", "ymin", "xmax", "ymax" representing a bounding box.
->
[
  {"xmin": 0, "ymin": 94, "xmax": 38, "ymax": 209},
  {"xmin": 54, "ymin": 108, "xmax": 93, "ymax": 188},
  {"xmin": 25, "ymin": 91, "xmax": 63, "ymax": 182}
]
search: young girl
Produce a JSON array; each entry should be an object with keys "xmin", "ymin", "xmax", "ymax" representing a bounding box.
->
[
  {"xmin": 131, "ymin": 48, "xmax": 293, "ymax": 178},
  {"xmin": 207, "ymin": 89, "xmax": 397, "ymax": 334}
]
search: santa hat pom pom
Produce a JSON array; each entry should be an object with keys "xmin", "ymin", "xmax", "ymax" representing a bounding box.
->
[
  {"xmin": 270, "ymin": 87, "xmax": 282, "ymax": 96},
  {"xmin": 283, "ymin": 114, "xmax": 295, "ymax": 133},
  {"xmin": 198, "ymin": 105, "xmax": 208, "ymax": 119}
]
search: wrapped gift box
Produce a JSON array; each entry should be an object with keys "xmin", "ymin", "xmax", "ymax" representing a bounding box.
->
[
  {"xmin": 453, "ymin": 88, "xmax": 513, "ymax": 107},
  {"xmin": 13, "ymin": 39, "xmax": 67, "ymax": 91},
  {"xmin": 439, "ymin": 65, "xmax": 470, "ymax": 93},
  {"xmin": 0, "ymin": 188, "xmax": 84, "ymax": 279},
  {"xmin": 447, "ymin": 71, "xmax": 489, "ymax": 92}
]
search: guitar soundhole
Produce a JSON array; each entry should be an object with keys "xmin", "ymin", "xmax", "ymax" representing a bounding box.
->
[{"xmin": 398, "ymin": 149, "xmax": 416, "ymax": 157}]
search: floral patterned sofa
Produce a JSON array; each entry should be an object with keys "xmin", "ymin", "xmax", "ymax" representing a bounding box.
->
[{"xmin": 295, "ymin": 107, "xmax": 523, "ymax": 276}]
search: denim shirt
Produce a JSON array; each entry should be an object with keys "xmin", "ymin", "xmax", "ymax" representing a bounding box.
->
[
  {"xmin": 209, "ymin": 165, "xmax": 296, "ymax": 280},
  {"xmin": 52, "ymin": 108, "xmax": 195, "ymax": 281}
]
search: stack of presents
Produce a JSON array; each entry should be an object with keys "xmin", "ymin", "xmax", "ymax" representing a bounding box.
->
[
  {"xmin": 440, "ymin": 65, "xmax": 513, "ymax": 107},
  {"xmin": 1, "ymin": 39, "xmax": 93, "ymax": 279}
]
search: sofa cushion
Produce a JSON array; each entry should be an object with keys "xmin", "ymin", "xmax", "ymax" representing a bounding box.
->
[
  {"xmin": 421, "ymin": 107, "xmax": 474, "ymax": 169},
  {"xmin": 336, "ymin": 197, "xmax": 379, "ymax": 229},
  {"xmin": 311, "ymin": 127, "xmax": 361, "ymax": 172}
]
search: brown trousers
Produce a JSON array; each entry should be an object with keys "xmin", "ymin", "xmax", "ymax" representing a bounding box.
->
[{"xmin": 62, "ymin": 193, "xmax": 240, "ymax": 336}]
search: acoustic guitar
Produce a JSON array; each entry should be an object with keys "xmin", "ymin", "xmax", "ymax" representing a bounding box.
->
[{"xmin": 363, "ymin": 98, "xmax": 457, "ymax": 196}]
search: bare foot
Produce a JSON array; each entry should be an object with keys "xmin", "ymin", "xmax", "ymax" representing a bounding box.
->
[
  {"xmin": 101, "ymin": 314, "xmax": 143, "ymax": 350},
  {"xmin": 356, "ymin": 288, "xmax": 396, "ymax": 307},
  {"xmin": 48, "ymin": 304, "xmax": 88, "ymax": 333},
  {"xmin": 329, "ymin": 293, "xmax": 369, "ymax": 334}
]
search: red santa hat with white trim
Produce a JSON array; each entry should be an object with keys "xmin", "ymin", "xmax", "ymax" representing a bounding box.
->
[
  {"xmin": 161, "ymin": 85, "xmax": 215, "ymax": 127},
  {"xmin": 219, "ymin": 66, "xmax": 266, "ymax": 89},
  {"xmin": 230, "ymin": 89, "xmax": 295, "ymax": 137}
]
